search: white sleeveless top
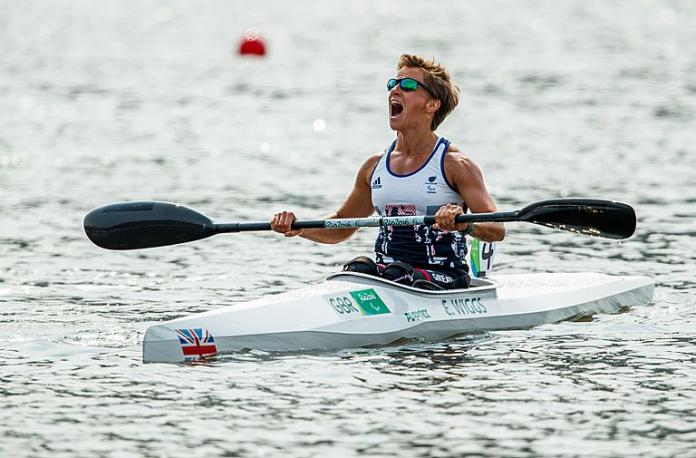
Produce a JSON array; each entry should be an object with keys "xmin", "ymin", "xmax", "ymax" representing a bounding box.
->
[{"xmin": 370, "ymin": 137, "xmax": 469, "ymax": 269}]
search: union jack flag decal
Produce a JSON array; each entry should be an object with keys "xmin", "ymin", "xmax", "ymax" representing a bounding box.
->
[{"xmin": 175, "ymin": 328, "xmax": 217, "ymax": 360}]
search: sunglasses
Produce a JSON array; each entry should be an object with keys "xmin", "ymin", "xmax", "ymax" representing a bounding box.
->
[{"xmin": 386, "ymin": 77, "xmax": 436, "ymax": 98}]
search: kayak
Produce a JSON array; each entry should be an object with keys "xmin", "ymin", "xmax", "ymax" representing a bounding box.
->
[
  {"xmin": 82, "ymin": 198, "xmax": 649, "ymax": 363},
  {"xmin": 142, "ymin": 271, "xmax": 654, "ymax": 363}
]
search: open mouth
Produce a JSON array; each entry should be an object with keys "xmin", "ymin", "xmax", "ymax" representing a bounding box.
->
[{"xmin": 390, "ymin": 100, "xmax": 404, "ymax": 118}]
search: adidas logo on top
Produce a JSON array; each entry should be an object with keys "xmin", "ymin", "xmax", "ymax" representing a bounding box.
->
[{"xmin": 372, "ymin": 176, "xmax": 382, "ymax": 189}]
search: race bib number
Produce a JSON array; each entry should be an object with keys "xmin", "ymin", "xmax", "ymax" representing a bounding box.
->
[{"xmin": 469, "ymin": 239, "xmax": 496, "ymax": 278}]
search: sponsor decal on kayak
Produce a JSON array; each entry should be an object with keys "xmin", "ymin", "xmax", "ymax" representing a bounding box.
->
[
  {"xmin": 441, "ymin": 297, "xmax": 487, "ymax": 316},
  {"xmin": 404, "ymin": 308, "xmax": 431, "ymax": 322},
  {"xmin": 350, "ymin": 288, "xmax": 390, "ymax": 316},
  {"xmin": 175, "ymin": 328, "xmax": 217, "ymax": 360},
  {"xmin": 328, "ymin": 295, "xmax": 361, "ymax": 317},
  {"xmin": 327, "ymin": 289, "xmax": 391, "ymax": 317}
]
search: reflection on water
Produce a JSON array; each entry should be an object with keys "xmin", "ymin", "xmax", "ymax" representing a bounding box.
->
[{"xmin": 2, "ymin": 0, "xmax": 696, "ymax": 456}]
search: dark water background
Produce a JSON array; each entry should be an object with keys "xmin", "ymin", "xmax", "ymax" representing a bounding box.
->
[{"xmin": 1, "ymin": 1, "xmax": 695, "ymax": 456}]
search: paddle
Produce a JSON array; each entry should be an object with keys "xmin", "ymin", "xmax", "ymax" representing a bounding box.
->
[{"xmin": 83, "ymin": 198, "xmax": 637, "ymax": 250}]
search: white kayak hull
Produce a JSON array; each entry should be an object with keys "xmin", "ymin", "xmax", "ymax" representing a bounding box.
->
[{"xmin": 143, "ymin": 272, "xmax": 654, "ymax": 363}]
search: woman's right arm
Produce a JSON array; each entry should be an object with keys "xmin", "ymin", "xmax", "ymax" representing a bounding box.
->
[{"xmin": 270, "ymin": 153, "xmax": 382, "ymax": 244}]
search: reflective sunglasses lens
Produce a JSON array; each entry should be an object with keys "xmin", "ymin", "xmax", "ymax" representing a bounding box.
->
[
  {"xmin": 400, "ymin": 78, "xmax": 419, "ymax": 91},
  {"xmin": 386, "ymin": 79, "xmax": 398, "ymax": 90}
]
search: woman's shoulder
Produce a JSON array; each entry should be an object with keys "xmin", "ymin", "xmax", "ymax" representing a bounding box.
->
[{"xmin": 442, "ymin": 144, "xmax": 483, "ymax": 179}]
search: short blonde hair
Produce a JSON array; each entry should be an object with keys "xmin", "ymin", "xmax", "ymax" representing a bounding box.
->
[{"xmin": 397, "ymin": 54, "xmax": 460, "ymax": 130}]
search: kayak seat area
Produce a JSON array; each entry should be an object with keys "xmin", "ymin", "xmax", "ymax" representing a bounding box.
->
[{"xmin": 327, "ymin": 271, "xmax": 497, "ymax": 295}]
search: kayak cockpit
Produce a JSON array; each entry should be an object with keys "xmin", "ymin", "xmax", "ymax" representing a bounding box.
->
[{"xmin": 326, "ymin": 271, "xmax": 498, "ymax": 296}]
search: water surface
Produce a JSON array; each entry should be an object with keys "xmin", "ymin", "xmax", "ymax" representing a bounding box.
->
[{"xmin": 1, "ymin": 1, "xmax": 695, "ymax": 456}]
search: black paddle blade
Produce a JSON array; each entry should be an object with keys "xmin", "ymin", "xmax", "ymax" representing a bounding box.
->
[
  {"xmin": 84, "ymin": 201, "xmax": 216, "ymax": 250},
  {"xmin": 517, "ymin": 199, "xmax": 636, "ymax": 240}
]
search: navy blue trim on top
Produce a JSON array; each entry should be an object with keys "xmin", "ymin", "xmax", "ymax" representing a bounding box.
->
[
  {"xmin": 439, "ymin": 139, "xmax": 459, "ymax": 193},
  {"xmin": 386, "ymin": 140, "xmax": 397, "ymax": 155},
  {"xmin": 386, "ymin": 137, "xmax": 444, "ymax": 178}
]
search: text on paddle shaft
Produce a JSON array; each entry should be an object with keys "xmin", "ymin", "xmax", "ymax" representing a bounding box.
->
[
  {"xmin": 442, "ymin": 297, "xmax": 487, "ymax": 315},
  {"xmin": 323, "ymin": 216, "xmax": 424, "ymax": 229}
]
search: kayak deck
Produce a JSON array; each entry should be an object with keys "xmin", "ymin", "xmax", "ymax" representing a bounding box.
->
[{"xmin": 142, "ymin": 272, "xmax": 654, "ymax": 363}]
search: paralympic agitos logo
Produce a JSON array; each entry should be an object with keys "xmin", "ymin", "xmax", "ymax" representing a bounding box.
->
[{"xmin": 426, "ymin": 175, "xmax": 437, "ymax": 194}]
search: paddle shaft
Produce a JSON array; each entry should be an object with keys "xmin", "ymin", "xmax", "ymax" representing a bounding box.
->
[
  {"xmin": 215, "ymin": 211, "xmax": 518, "ymax": 233},
  {"xmin": 84, "ymin": 198, "xmax": 636, "ymax": 250}
]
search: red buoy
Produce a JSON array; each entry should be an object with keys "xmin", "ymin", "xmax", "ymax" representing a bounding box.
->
[{"xmin": 238, "ymin": 30, "xmax": 266, "ymax": 56}]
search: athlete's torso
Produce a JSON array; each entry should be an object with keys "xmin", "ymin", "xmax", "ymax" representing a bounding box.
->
[{"xmin": 370, "ymin": 137, "xmax": 468, "ymax": 270}]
